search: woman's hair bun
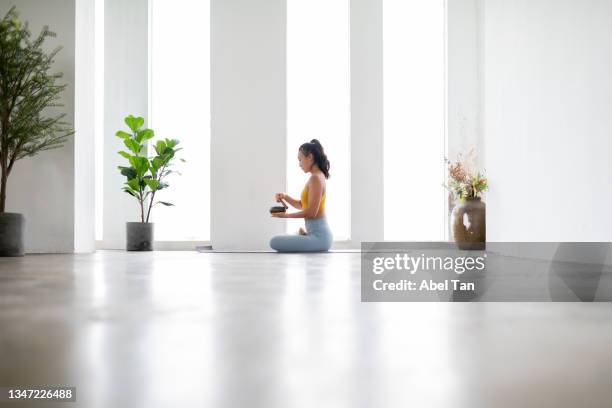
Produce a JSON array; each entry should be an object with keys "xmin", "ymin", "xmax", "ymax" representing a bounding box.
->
[{"xmin": 299, "ymin": 139, "xmax": 330, "ymax": 179}]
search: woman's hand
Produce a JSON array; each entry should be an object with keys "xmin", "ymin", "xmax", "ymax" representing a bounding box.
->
[
  {"xmin": 271, "ymin": 212, "xmax": 287, "ymax": 218},
  {"xmin": 276, "ymin": 192, "xmax": 304, "ymax": 210}
]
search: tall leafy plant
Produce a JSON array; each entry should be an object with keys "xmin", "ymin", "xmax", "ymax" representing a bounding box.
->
[
  {"xmin": 0, "ymin": 7, "xmax": 74, "ymax": 212},
  {"xmin": 116, "ymin": 115, "xmax": 181, "ymax": 223}
]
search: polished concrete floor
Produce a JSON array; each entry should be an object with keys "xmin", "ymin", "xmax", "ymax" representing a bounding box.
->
[{"xmin": 0, "ymin": 251, "xmax": 611, "ymax": 408}]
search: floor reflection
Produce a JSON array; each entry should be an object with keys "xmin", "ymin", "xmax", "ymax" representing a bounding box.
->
[{"xmin": 0, "ymin": 251, "xmax": 611, "ymax": 408}]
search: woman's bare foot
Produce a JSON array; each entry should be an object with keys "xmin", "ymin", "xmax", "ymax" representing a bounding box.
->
[{"xmin": 298, "ymin": 227, "xmax": 307, "ymax": 236}]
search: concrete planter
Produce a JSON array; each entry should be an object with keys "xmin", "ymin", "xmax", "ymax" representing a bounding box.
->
[
  {"xmin": 126, "ymin": 222, "xmax": 154, "ymax": 251},
  {"xmin": 0, "ymin": 212, "xmax": 25, "ymax": 257}
]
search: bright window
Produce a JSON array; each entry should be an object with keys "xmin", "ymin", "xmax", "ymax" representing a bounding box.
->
[
  {"xmin": 383, "ymin": 0, "xmax": 446, "ymax": 240},
  {"xmin": 287, "ymin": 0, "xmax": 351, "ymax": 240},
  {"xmin": 150, "ymin": 0, "xmax": 210, "ymax": 241}
]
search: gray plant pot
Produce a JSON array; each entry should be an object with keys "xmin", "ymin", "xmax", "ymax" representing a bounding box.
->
[
  {"xmin": 126, "ymin": 222, "xmax": 154, "ymax": 251},
  {"xmin": 0, "ymin": 212, "xmax": 25, "ymax": 257}
]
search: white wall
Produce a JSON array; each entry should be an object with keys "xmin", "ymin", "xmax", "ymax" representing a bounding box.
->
[
  {"xmin": 1, "ymin": 0, "xmax": 75, "ymax": 253},
  {"xmin": 484, "ymin": 0, "xmax": 612, "ymax": 241},
  {"xmin": 210, "ymin": 0, "xmax": 287, "ymax": 250},
  {"xmin": 102, "ymin": 0, "xmax": 149, "ymax": 249}
]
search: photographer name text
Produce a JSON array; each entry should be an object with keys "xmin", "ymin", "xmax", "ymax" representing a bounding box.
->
[{"xmin": 373, "ymin": 279, "xmax": 475, "ymax": 292}]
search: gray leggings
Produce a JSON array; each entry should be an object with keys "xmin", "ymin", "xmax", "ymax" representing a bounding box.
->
[{"xmin": 270, "ymin": 217, "xmax": 333, "ymax": 252}]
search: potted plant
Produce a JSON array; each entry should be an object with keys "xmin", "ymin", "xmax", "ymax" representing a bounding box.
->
[
  {"xmin": 444, "ymin": 150, "xmax": 488, "ymax": 249},
  {"xmin": 116, "ymin": 115, "xmax": 182, "ymax": 251},
  {"xmin": 0, "ymin": 7, "xmax": 74, "ymax": 256}
]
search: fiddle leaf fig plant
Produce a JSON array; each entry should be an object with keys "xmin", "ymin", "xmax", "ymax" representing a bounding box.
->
[{"xmin": 116, "ymin": 115, "xmax": 182, "ymax": 223}]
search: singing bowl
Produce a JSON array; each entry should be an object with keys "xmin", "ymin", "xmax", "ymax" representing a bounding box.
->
[{"xmin": 269, "ymin": 206, "xmax": 287, "ymax": 214}]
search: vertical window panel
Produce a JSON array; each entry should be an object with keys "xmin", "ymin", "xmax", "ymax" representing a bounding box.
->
[
  {"xmin": 287, "ymin": 0, "xmax": 350, "ymax": 240},
  {"xmin": 150, "ymin": 0, "xmax": 210, "ymax": 241},
  {"xmin": 383, "ymin": 0, "xmax": 446, "ymax": 240}
]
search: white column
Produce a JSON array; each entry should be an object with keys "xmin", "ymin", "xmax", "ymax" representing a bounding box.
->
[
  {"xmin": 102, "ymin": 0, "xmax": 149, "ymax": 249},
  {"xmin": 350, "ymin": 0, "xmax": 384, "ymax": 246},
  {"xmin": 210, "ymin": 0, "xmax": 287, "ymax": 250},
  {"xmin": 447, "ymin": 0, "xmax": 483, "ymax": 164},
  {"xmin": 74, "ymin": 0, "xmax": 96, "ymax": 253}
]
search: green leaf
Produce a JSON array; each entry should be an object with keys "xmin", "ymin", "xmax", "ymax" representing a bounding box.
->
[
  {"xmin": 165, "ymin": 139, "xmax": 179, "ymax": 149},
  {"xmin": 155, "ymin": 140, "xmax": 167, "ymax": 155},
  {"xmin": 116, "ymin": 130, "xmax": 131, "ymax": 139},
  {"xmin": 118, "ymin": 151, "xmax": 132, "ymax": 159},
  {"xmin": 124, "ymin": 115, "xmax": 144, "ymax": 133},
  {"xmin": 136, "ymin": 128, "xmax": 154, "ymax": 143},
  {"xmin": 151, "ymin": 157, "xmax": 163, "ymax": 173},
  {"xmin": 144, "ymin": 179, "xmax": 160, "ymax": 190},
  {"xmin": 118, "ymin": 166, "xmax": 137, "ymax": 179},
  {"xmin": 157, "ymin": 201, "xmax": 174, "ymax": 206},
  {"xmin": 160, "ymin": 150, "xmax": 175, "ymax": 164},
  {"xmin": 122, "ymin": 187, "xmax": 138, "ymax": 197},
  {"xmin": 127, "ymin": 178, "xmax": 140, "ymax": 191},
  {"xmin": 124, "ymin": 138, "xmax": 141, "ymax": 154},
  {"xmin": 129, "ymin": 156, "xmax": 149, "ymax": 178}
]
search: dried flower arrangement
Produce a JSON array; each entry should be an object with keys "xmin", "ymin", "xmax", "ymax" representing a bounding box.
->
[{"xmin": 444, "ymin": 149, "xmax": 488, "ymax": 202}]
